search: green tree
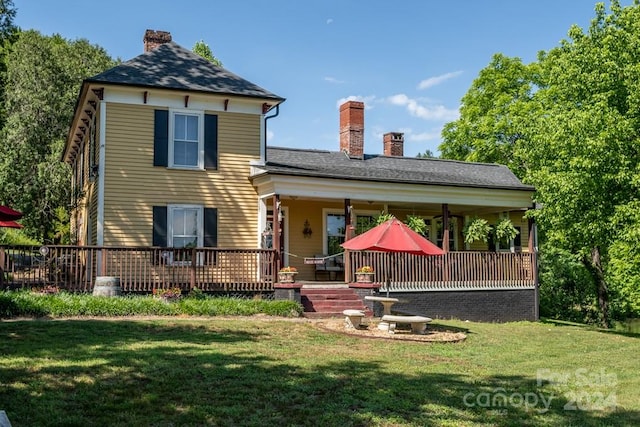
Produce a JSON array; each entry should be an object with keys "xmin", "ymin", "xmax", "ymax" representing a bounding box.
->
[
  {"xmin": 0, "ymin": 31, "xmax": 114, "ymax": 242},
  {"xmin": 440, "ymin": 53, "xmax": 540, "ymax": 178},
  {"xmin": 0, "ymin": 0, "xmax": 18, "ymax": 128},
  {"xmin": 416, "ymin": 149, "xmax": 435, "ymax": 158},
  {"xmin": 439, "ymin": 0, "xmax": 640, "ymax": 326},
  {"xmin": 192, "ymin": 40, "xmax": 222, "ymax": 67}
]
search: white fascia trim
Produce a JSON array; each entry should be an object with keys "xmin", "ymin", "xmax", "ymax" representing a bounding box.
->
[
  {"xmin": 252, "ymin": 175, "xmax": 533, "ymax": 208},
  {"xmin": 97, "ymin": 84, "xmax": 270, "ymax": 115},
  {"xmin": 96, "ymin": 101, "xmax": 106, "ymax": 246}
]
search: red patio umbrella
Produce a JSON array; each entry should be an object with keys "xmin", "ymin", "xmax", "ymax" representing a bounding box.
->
[
  {"xmin": 0, "ymin": 220, "xmax": 23, "ymax": 228},
  {"xmin": 341, "ymin": 218, "xmax": 444, "ymax": 296},
  {"xmin": 0, "ymin": 205, "xmax": 23, "ymax": 221},
  {"xmin": 342, "ymin": 218, "xmax": 444, "ymax": 255}
]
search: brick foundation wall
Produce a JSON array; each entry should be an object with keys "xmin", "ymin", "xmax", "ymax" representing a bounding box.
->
[
  {"xmin": 274, "ymin": 283, "xmax": 302, "ymax": 303},
  {"xmin": 383, "ymin": 289, "xmax": 537, "ymax": 322}
]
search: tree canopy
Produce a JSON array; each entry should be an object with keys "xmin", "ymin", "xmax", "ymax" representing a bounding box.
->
[
  {"xmin": 192, "ymin": 40, "xmax": 223, "ymax": 67},
  {"xmin": 0, "ymin": 30, "xmax": 114, "ymax": 242},
  {"xmin": 439, "ymin": 0, "xmax": 640, "ymax": 325}
]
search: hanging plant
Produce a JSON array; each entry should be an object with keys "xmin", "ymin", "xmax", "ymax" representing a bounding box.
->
[
  {"xmin": 494, "ymin": 218, "xmax": 519, "ymax": 245},
  {"xmin": 463, "ymin": 217, "xmax": 492, "ymax": 244},
  {"xmin": 375, "ymin": 211, "xmax": 395, "ymax": 225},
  {"xmin": 406, "ymin": 215, "xmax": 428, "ymax": 235}
]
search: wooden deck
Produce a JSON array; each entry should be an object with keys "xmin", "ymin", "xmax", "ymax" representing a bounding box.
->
[{"xmin": 1, "ymin": 245, "xmax": 537, "ymax": 293}]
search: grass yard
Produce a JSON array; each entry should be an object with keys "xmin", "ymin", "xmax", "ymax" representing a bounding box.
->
[{"xmin": 0, "ymin": 317, "xmax": 638, "ymax": 426}]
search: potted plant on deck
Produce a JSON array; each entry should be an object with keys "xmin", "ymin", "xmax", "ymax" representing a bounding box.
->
[
  {"xmin": 278, "ymin": 266, "xmax": 298, "ymax": 283},
  {"xmin": 153, "ymin": 287, "xmax": 182, "ymax": 302},
  {"xmin": 355, "ymin": 265, "xmax": 375, "ymax": 283}
]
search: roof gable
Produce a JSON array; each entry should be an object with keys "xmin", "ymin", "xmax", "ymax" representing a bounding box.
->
[{"xmin": 86, "ymin": 41, "xmax": 283, "ymax": 101}]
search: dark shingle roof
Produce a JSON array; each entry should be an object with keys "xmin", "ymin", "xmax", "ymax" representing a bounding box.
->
[
  {"xmin": 262, "ymin": 147, "xmax": 534, "ymax": 191},
  {"xmin": 86, "ymin": 41, "xmax": 284, "ymax": 101}
]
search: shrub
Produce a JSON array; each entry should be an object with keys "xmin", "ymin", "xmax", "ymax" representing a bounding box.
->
[{"xmin": 0, "ymin": 291, "xmax": 303, "ymax": 319}]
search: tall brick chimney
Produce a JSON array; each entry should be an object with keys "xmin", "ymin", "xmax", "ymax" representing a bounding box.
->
[
  {"xmin": 339, "ymin": 101, "xmax": 365, "ymax": 158},
  {"xmin": 144, "ymin": 29, "xmax": 172, "ymax": 52},
  {"xmin": 383, "ymin": 132, "xmax": 404, "ymax": 157}
]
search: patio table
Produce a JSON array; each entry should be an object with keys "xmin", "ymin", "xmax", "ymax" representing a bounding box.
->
[{"xmin": 364, "ymin": 295, "xmax": 399, "ymax": 315}]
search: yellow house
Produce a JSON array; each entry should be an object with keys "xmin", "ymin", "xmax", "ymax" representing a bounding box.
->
[
  {"xmin": 61, "ymin": 30, "xmax": 537, "ymax": 321},
  {"xmin": 63, "ymin": 30, "xmax": 284, "ymax": 252}
]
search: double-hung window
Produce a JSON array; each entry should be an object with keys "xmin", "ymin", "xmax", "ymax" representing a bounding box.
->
[
  {"xmin": 154, "ymin": 110, "xmax": 217, "ymax": 170},
  {"xmin": 169, "ymin": 110, "xmax": 204, "ymax": 169},
  {"xmin": 168, "ymin": 205, "xmax": 203, "ymax": 248}
]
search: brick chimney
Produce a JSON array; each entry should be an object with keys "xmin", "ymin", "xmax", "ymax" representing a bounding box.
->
[
  {"xmin": 383, "ymin": 132, "xmax": 404, "ymax": 157},
  {"xmin": 143, "ymin": 29, "xmax": 172, "ymax": 52},
  {"xmin": 339, "ymin": 101, "xmax": 365, "ymax": 158}
]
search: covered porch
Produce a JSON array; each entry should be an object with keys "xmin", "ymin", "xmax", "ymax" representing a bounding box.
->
[{"xmin": 252, "ymin": 170, "xmax": 537, "ymax": 284}]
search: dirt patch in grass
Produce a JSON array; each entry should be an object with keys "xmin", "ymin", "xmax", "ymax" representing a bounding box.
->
[{"xmin": 316, "ymin": 318, "xmax": 467, "ymax": 343}]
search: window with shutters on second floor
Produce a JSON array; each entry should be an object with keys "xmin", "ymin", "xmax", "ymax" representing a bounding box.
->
[
  {"xmin": 170, "ymin": 111, "xmax": 203, "ymax": 169},
  {"xmin": 154, "ymin": 109, "xmax": 218, "ymax": 170}
]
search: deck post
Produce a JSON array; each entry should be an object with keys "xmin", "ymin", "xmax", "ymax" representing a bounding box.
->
[
  {"xmin": 528, "ymin": 216, "xmax": 535, "ymax": 253},
  {"xmin": 100, "ymin": 249, "xmax": 106, "ymax": 276},
  {"xmin": 442, "ymin": 204, "xmax": 450, "ymax": 252},
  {"xmin": 190, "ymin": 246, "xmax": 196, "ymax": 290},
  {"xmin": 273, "ymin": 195, "xmax": 282, "ymax": 273}
]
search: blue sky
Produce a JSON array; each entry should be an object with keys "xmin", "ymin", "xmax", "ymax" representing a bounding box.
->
[{"xmin": 14, "ymin": 0, "xmax": 632, "ymax": 157}]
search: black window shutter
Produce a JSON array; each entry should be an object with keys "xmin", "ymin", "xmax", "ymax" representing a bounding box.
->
[
  {"xmin": 204, "ymin": 114, "xmax": 218, "ymax": 169},
  {"xmin": 153, "ymin": 206, "xmax": 167, "ymax": 247},
  {"xmin": 154, "ymin": 110, "xmax": 169, "ymax": 167},
  {"xmin": 204, "ymin": 208, "xmax": 218, "ymax": 247}
]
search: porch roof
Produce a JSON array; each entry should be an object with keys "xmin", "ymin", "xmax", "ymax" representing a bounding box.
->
[{"xmin": 257, "ymin": 147, "xmax": 534, "ymax": 191}]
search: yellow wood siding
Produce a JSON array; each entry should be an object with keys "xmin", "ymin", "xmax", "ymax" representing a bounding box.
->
[{"xmin": 102, "ymin": 103, "xmax": 261, "ymax": 248}]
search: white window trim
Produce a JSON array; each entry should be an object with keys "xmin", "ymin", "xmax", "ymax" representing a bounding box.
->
[
  {"xmin": 434, "ymin": 217, "xmax": 458, "ymax": 251},
  {"xmin": 168, "ymin": 204, "xmax": 204, "ymax": 248},
  {"xmin": 164, "ymin": 204, "xmax": 204, "ymax": 266},
  {"xmin": 168, "ymin": 109, "xmax": 205, "ymax": 170},
  {"xmin": 351, "ymin": 210, "xmax": 379, "ymax": 236},
  {"xmin": 322, "ymin": 208, "xmax": 344, "ymax": 255}
]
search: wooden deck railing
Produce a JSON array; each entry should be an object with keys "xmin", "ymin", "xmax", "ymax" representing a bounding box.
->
[
  {"xmin": 346, "ymin": 251, "xmax": 537, "ymax": 291},
  {"xmin": 0, "ymin": 245, "xmax": 277, "ymax": 293},
  {"xmin": 1, "ymin": 245, "xmax": 537, "ymax": 293}
]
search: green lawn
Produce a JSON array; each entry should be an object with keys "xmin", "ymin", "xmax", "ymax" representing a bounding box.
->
[{"xmin": 0, "ymin": 317, "xmax": 638, "ymax": 426}]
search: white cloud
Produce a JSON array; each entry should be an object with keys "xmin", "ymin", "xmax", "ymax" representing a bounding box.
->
[
  {"xmin": 407, "ymin": 130, "xmax": 441, "ymax": 142},
  {"xmin": 266, "ymin": 129, "xmax": 274, "ymax": 142},
  {"xmin": 417, "ymin": 71, "xmax": 463, "ymax": 90},
  {"xmin": 335, "ymin": 95, "xmax": 377, "ymax": 109},
  {"xmin": 324, "ymin": 76, "xmax": 345, "ymax": 84},
  {"xmin": 387, "ymin": 93, "xmax": 459, "ymax": 121},
  {"xmin": 326, "ymin": 18, "xmax": 333, "ymax": 24}
]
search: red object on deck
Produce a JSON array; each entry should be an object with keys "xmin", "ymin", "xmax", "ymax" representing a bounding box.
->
[
  {"xmin": 341, "ymin": 218, "xmax": 444, "ymax": 255},
  {"xmin": 0, "ymin": 205, "xmax": 23, "ymax": 221},
  {"xmin": 0, "ymin": 220, "xmax": 23, "ymax": 228}
]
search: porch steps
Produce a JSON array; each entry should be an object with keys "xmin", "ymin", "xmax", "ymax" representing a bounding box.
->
[{"xmin": 301, "ymin": 287, "xmax": 372, "ymax": 318}]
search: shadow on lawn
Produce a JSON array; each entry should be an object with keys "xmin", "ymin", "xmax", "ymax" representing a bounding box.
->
[
  {"xmin": 541, "ymin": 318, "xmax": 640, "ymax": 339},
  {"xmin": 0, "ymin": 319, "xmax": 637, "ymax": 426}
]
